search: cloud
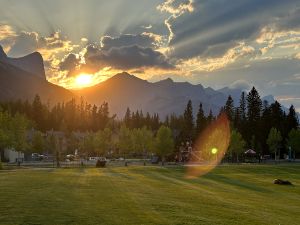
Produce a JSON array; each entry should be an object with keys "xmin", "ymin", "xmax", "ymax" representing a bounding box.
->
[
  {"xmin": 59, "ymin": 53, "xmax": 80, "ymax": 72},
  {"xmin": 100, "ymin": 33, "xmax": 162, "ymax": 50},
  {"xmin": 157, "ymin": 0, "xmax": 194, "ymax": 16},
  {"xmin": 179, "ymin": 42, "xmax": 256, "ymax": 73},
  {"xmin": 256, "ymin": 26, "xmax": 300, "ymax": 56},
  {"xmin": 84, "ymin": 44, "xmax": 174, "ymax": 71},
  {"xmin": 158, "ymin": 0, "xmax": 299, "ymax": 60},
  {"xmin": 157, "ymin": 0, "xmax": 194, "ymax": 43},
  {"xmin": 8, "ymin": 31, "xmax": 39, "ymax": 57},
  {"xmin": 0, "ymin": 24, "xmax": 17, "ymax": 52},
  {"xmin": 3, "ymin": 30, "xmax": 78, "ymax": 60},
  {"xmin": 229, "ymin": 80, "xmax": 252, "ymax": 91}
]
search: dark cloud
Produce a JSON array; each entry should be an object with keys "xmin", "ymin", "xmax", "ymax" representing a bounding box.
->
[
  {"xmin": 166, "ymin": 0, "xmax": 299, "ymax": 59},
  {"xmin": 84, "ymin": 44, "xmax": 174, "ymax": 70},
  {"xmin": 101, "ymin": 33, "xmax": 157, "ymax": 50},
  {"xmin": 59, "ymin": 53, "xmax": 80, "ymax": 72},
  {"xmin": 276, "ymin": 8, "xmax": 300, "ymax": 30}
]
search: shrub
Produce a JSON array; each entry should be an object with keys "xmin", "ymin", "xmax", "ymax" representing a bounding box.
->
[
  {"xmin": 0, "ymin": 162, "xmax": 3, "ymax": 170},
  {"xmin": 96, "ymin": 159, "xmax": 106, "ymax": 168}
]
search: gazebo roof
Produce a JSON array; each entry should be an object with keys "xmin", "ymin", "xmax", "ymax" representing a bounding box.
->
[{"xmin": 244, "ymin": 149, "xmax": 256, "ymax": 154}]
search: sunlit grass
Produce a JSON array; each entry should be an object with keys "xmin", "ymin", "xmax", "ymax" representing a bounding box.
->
[{"xmin": 0, "ymin": 164, "xmax": 299, "ymax": 225}]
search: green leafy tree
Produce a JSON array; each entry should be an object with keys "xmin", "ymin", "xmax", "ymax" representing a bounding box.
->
[
  {"xmin": 131, "ymin": 127, "xmax": 154, "ymax": 155},
  {"xmin": 32, "ymin": 131, "xmax": 45, "ymax": 153},
  {"xmin": 80, "ymin": 133, "xmax": 95, "ymax": 156},
  {"xmin": 228, "ymin": 130, "xmax": 246, "ymax": 162},
  {"xmin": 155, "ymin": 125, "xmax": 174, "ymax": 165},
  {"xmin": 94, "ymin": 128, "xmax": 112, "ymax": 156},
  {"xmin": 267, "ymin": 127, "xmax": 282, "ymax": 160},
  {"xmin": 11, "ymin": 113, "xmax": 30, "ymax": 152},
  {"xmin": 286, "ymin": 129, "xmax": 300, "ymax": 159},
  {"xmin": 117, "ymin": 125, "xmax": 132, "ymax": 157}
]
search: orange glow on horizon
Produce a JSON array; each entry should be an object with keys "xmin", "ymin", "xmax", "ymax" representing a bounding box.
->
[{"xmin": 74, "ymin": 73, "xmax": 94, "ymax": 88}]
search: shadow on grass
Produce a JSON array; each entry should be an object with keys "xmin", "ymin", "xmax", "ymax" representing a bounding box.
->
[{"xmin": 204, "ymin": 173, "xmax": 269, "ymax": 193}]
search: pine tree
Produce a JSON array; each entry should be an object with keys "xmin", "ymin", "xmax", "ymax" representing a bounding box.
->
[
  {"xmin": 225, "ymin": 95, "xmax": 234, "ymax": 121},
  {"xmin": 269, "ymin": 101, "xmax": 284, "ymax": 131},
  {"xmin": 239, "ymin": 92, "xmax": 247, "ymax": 121},
  {"xmin": 124, "ymin": 107, "xmax": 131, "ymax": 128},
  {"xmin": 246, "ymin": 87, "xmax": 262, "ymax": 143},
  {"xmin": 286, "ymin": 105, "xmax": 298, "ymax": 131},
  {"xmin": 207, "ymin": 109, "xmax": 214, "ymax": 124},
  {"xmin": 32, "ymin": 95, "xmax": 45, "ymax": 131},
  {"xmin": 196, "ymin": 103, "xmax": 206, "ymax": 135},
  {"xmin": 183, "ymin": 100, "xmax": 194, "ymax": 140}
]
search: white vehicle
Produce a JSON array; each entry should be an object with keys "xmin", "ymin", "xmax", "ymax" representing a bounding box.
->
[
  {"xmin": 88, "ymin": 157, "xmax": 100, "ymax": 161},
  {"xmin": 88, "ymin": 157, "xmax": 107, "ymax": 161}
]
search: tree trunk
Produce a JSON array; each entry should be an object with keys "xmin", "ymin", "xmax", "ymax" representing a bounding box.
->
[{"xmin": 162, "ymin": 156, "xmax": 165, "ymax": 166}]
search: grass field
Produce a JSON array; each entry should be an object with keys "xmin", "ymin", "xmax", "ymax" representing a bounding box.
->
[{"xmin": 0, "ymin": 164, "xmax": 300, "ymax": 225}]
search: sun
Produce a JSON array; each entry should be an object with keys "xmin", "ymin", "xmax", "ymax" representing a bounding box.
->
[{"xmin": 75, "ymin": 74, "xmax": 93, "ymax": 87}]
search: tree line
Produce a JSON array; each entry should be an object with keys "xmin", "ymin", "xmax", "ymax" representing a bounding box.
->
[{"xmin": 0, "ymin": 86, "xmax": 299, "ymax": 162}]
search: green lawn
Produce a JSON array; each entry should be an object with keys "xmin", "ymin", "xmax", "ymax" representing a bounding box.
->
[{"xmin": 0, "ymin": 164, "xmax": 300, "ymax": 225}]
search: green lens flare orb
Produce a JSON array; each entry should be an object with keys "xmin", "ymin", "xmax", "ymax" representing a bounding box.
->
[{"xmin": 211, "ymin": 147, "xmax": 218, "ymax": 154}]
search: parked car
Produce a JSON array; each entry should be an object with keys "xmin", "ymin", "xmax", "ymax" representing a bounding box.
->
[
  {"xmin": 31, "ymin": 153, "xmax": 43, "ymax": 161},
  {"xmin": 66, "ymin": 154, "xmax": 75, "ymax": 161},
  {"xmin": 88, "ymin": 157, "xmax": 100, "ymax": 161}
]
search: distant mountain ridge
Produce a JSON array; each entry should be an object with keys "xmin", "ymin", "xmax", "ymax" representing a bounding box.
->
[
  {"xmin": 75, "ymin": 72, "xmax": 245, "ymax": 118},
  {"xmin": 0, "ymin": 45, "xmax": 45, "ymax": 80},
  {"xmin": 0, "ymin": 45, "xmax": 74, "ymax": 103}
]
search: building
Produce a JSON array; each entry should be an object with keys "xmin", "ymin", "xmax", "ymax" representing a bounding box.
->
[{"xmin": 4, "ymin": 148, "xmax": 24, "ymax": 163}]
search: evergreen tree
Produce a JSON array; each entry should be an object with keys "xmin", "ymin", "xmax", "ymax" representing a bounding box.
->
[
  {"xmin": 247, "ymin": 87, "xmax": 262, "ymax": 123},
  {"xmin": 246, "ymin": 87, "xmax": 262, "ymax": 143},
  {"xmin": 225, "ymin": 95, "xmax": 234, "ymax": 121},
  {"xmin": 269, "ymin": 101, "xmax": 284, "ymax": 131},
  {"xmin": 183, "ymin": 100, "xmax": 194, "ymax": 140},
  {"xmin": 196, "ymin": 103, "xmax": 206, "ymax": 135},
  {"xmin": 32, "ymin": 95, "xmax": 46, "ymax": 131},
  {"xmin": 286, "ymin": 105, "xmax": 298, "ymax": 131},
  {"xmin": 239, "ymin": 92, "xmax": 247, "ymax": 121},
  {"xmin": 207, "ymin": 109, "xmax": 214, "ymax": 124}
]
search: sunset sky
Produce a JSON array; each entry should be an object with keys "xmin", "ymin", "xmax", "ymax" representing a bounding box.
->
[{"xmin": 0, "ymin": 0, "xmax": 300, "ymax": 110}]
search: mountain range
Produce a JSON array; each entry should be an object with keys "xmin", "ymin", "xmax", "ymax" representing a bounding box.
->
[
  {"xmin": 0, "ymin": 46, "xmax": 74, "ymax": 103},
  {"xmin": 0, "ymin": 46, "xmax": 288, "ymax": 119}
]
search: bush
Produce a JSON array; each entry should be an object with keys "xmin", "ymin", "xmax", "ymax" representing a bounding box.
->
[{"xmin": 0, "ymin": 162, "xmax": 3, "ymax": 170}]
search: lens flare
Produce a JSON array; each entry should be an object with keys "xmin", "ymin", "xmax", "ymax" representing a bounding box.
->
[
  {"xmin": 186, "ymin": 113, "xmax": 230, "ymax": 178},
  {"xmin": 211, "ymin": 147, "xmax": 218, "ymax": 154}
]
